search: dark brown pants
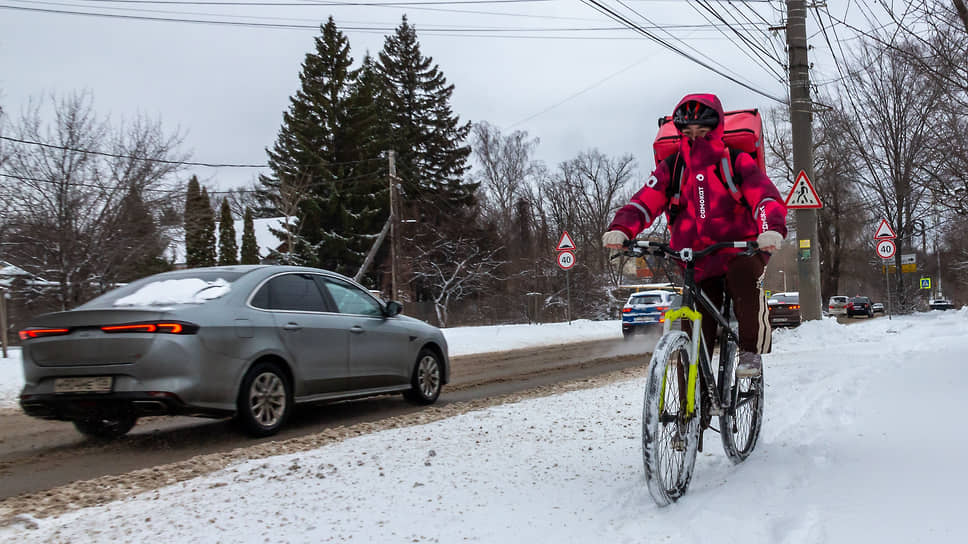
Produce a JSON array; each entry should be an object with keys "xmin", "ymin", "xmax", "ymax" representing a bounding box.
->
[{"xmin": 688, "ymin": 254, "xmax": 771, "ymax": 355}]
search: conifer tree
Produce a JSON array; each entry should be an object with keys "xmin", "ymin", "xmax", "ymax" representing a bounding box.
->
[
  {"xmin": 199, "ymin": 187, "xmax": 217, "ymax": 267},
  {"xmin": 218, "ymin": 199, "xmax": 239, "ymax": 265},
  {"xmin": 260, "ymin": 17, "xmax": 386, "ymax": 276},
  {"xmin": 377, "ymin": 16, "xmax": 476, "ymax": 221},
  {"xmin": 241, "ymin": 207, "xmax": 260, "ymax": 264},
  {"xmin": 184, "ymin": 176, "xmax": 207, "ymax": 268}
]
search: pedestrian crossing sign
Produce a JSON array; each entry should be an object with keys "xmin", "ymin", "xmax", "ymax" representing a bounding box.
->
[
  {"xmin": 784, "ymin": 170, "xmax": 823, "ymax": 209},
  {"xmin": 920, "ymin": 278, "xmax": 931, "ymax": 290}
]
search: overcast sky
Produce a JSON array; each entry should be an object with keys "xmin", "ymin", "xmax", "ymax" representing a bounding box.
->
[{"xmin": 1, "ymin": 0, "xmax": 859, "ymax": 193}]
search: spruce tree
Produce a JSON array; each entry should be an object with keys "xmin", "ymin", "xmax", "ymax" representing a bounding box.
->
[
  {"xmin": 377, "ymin": 16, "xmax": 476, "ymax": 221},
  {"xmin": 184, "ymin": 176, "xmax": 206, "ymax": 267},
  {"xmin": 260, "ymin": 17, "xmax": 386, "ymax": 277},
  {"xmin": 199, "ymin": 187, "xmax": 217, "ymax": 267},
  {"xmin": 218, "ymin": 199, "xmax": 239, "ymax": 265},
  {"xmin": 240, "ymin": 207, "xmax": 260, "ymax": 264}
]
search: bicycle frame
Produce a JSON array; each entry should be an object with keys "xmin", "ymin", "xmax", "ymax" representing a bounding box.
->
[{"xmin": 631, "ymin": 241, "xmax": 753, "ymax": 419}]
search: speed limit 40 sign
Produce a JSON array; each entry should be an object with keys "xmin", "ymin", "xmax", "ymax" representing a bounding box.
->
[
  {"xmin": 557, "ymin": 250, "xmax": 576, "ymax": 270},
  {"xmin": 876, "ymin": 239, "xmax": 896, "ymax": 260}
]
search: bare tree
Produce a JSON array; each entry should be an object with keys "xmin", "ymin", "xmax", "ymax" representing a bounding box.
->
[
  {"xmin": 831, "ymin": 41, "xmax": 942, "ymax": 310},
  {"xmin": 265, "ymin": 173, "xmax": 312, "ymax": 264},
  {"xmin": 408, "ymin": 234, "xmax": 506, "ymax": 327},
  {"xmin": 0, "ymin": 91, "xmax": 186, "ymax": 308},
  {"xmin": 469, "ymin": 122, "xmax": 544, "ymax": 233}
]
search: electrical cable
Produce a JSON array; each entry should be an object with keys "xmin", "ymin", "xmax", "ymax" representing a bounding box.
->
[{"xmin": 576, "ymin": 0, "xmax": 786, "ymax": 102}]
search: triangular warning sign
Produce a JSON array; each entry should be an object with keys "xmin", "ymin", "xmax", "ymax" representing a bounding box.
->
[
  {"xmin": 874, "ymin": 219, "xmax": 896, "ymax": 239},
  {"xmin": 556, "ymin": 231, "xmax": 576, "ymax": 251},
  {"xmin": 784, "ymin": 171, "xmax": 823, "ymax": 209}
]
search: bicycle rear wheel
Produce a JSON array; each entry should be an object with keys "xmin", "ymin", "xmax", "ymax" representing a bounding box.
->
[
  {"xmin": 642, "ymin": 331, "xmax": 701, "ymax": 506},
  {"xmin": 719, "ymin": 339, "xmax": 764, "ymax": 463}
]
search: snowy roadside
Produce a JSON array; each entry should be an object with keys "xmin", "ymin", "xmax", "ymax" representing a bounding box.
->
[{"xmin": 2, "ymin": 310, "xmax": 967, "ymax": 543}]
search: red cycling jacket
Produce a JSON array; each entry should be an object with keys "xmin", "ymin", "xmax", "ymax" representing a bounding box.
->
[{"xmin": 607, "ymin": 93, "xmax": 788, "ymax": 281}]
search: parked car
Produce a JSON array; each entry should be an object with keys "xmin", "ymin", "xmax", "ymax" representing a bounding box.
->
[
  {"xmin": 847, "ymin": 296, "xmax": 874, "ymax": 318},
  {"xmin": 18, "ymin": 266, "xmax": 449, "ymax": 439},
  {"xmin": 622, "ymin": 290, "xmax": 678, "ymax": 338},
  {"xmin": 828, "ymin": 295, "xmax": 849, "ymax": 316},
  {"xmin": 929, "ymin": 298, "xmax": 955, "ymax": 311},
  {"xmin": 872, "ymin": 302, "xmax": 885, "ymax": 314},
  {"xmin": 768, "ymin": 292, "xmax": 801, "ymax": 327}
]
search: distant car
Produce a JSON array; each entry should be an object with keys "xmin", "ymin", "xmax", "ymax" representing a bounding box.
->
[
  {"xmin": 828, "ymin": 295, "xmax": 849, "ymax": 316},
  {"xmin": 18, "ymin": 266, "xmax": 449, "ymax": 439},
  {"xmin": 622, "ymin": 290, "xmax": 677, "ymax": 338},
  {"xmin": 929, "ymin": 299, "xmax": 955, "ymax": 311},
  {"xmin": 872, "ymin": 302, "xmax": 885, "ymax": 314},
  {"xmin": 847, "ymin": 296, "xmax": 874, "ymax": 318},
  {"xmin": 768, "ymin": 292, "xmax": 801, "ymax": 327}
]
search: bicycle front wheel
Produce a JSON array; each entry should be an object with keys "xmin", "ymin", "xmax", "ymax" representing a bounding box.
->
[
  {"xmin": 642, "ymin": 331, "xmax": 701, "ymax": 506},
  {"xmin": 719, "ymin": 339, "xmax": 764, "ymax": 463}
]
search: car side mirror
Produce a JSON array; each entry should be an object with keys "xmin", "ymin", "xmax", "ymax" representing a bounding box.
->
[{"xmin": 384, "ymin": 300, "xmax": 403, "ymax": 317}]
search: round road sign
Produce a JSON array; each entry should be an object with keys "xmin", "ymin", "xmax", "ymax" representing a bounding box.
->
[
  {"xmin": 557, "ymin": 250, "xmax": 576, "ymax": 270},
  {"xmin": 876, "ymin": 239, "xmax": 896, "ymax": 260}
]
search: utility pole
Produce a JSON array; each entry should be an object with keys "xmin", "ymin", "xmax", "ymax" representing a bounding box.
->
[
  {"xmin": 388, "ymin": 150, "xmax": 400, "ymax": 302},
  {"xmin": 0, "ymin": 288, "xmax": 8, "ymax": 357},
  {"xmin": 787, "ymin": 0, "xmax": 822, "ymax": 321}
]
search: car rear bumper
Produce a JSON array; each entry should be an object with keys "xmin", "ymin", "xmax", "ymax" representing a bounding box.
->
[{"xmin": 19, "ymin": 391, "xmax": 233, "ymax": 421}]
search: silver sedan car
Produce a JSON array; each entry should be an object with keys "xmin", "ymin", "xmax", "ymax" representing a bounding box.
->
[{"xmin": 18, "ymin": 266, "xmax": 449, "ymax": 438}]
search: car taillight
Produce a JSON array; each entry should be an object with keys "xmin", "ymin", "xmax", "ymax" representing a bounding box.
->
[
  {"xmin": 622, "ymin": 308, "xmax": 632, "ymax": 313},
  {"xmin": 790, "ymin": 305, "xmax": 800, "ymax": 310},
  {"xmin": 100, "ymin": 322, "xmax": 199, "ymax": 334},
  {"xmin": 656, "ymin": 306, "xmax": 670, "ymax": 311},
  {"xmin": 847, "ymin": 303, "xmax": 854, "ymax": 309},
  {"xmin": 18, "ymin": 328, "xmax": 70, "ymax": 340}
]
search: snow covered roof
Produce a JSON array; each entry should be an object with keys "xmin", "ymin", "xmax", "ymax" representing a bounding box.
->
[
  {"xmin": 0, "ymin": 261, "xmax": 32, "ymax": 278},
  {"xmin": 162, "ymin": 217, "xmax": 291, "ymax": 265}
]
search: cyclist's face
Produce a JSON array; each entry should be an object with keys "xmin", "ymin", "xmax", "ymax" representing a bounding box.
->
[{"xmin": 681, "ymin": 125, "xmax": 711, "ymax": 141}]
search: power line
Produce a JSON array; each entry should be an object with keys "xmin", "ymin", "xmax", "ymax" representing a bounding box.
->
[
  {"xmin": 1, "ymin": 3, "xmax": 771, "ymax": 34},
  {"xmin": 578, "ymin": 0, "xmax": 787, "ymax": 104}
]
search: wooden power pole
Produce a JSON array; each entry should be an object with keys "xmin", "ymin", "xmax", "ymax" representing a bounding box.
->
[
  {"xmin": 787, "ymin": 0, "xmax": 822, "ymax": 320},
  {"xmin": 388, "ymin": 150, "xmax": 400, "ymax": 302}
]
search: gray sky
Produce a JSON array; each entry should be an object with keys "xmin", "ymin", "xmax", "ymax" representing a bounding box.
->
[{"xmin": 1, "ymin": 0, "xmax": 851, "ymax": 193}]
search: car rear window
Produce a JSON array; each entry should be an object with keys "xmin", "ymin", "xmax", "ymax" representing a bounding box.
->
[
  {"xmin": 770, "ymin": 294, "xmax": 799, "ymax": 304},
  {"xmin": 850, "ymin": 297, "xmax": 870, "ymax": 304},
  {"xmin": 830, "ymin": 296, "xmax": 847, "ymax": 303},
  {"xmin": 82, "ymin": 270, "xmax": 247, "ymax": 308},
  {"xmin": 628, "ymin": 294, "xmax": 664, "ymax": 305}
]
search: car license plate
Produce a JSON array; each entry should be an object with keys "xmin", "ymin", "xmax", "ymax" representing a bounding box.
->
[
  {"xmin": 634, "ymin": 317, "xmax": 654, "ymax": 323},
  {"xmin": 54, "ymin": 376, "xmax": 113, "ymax": 394}
]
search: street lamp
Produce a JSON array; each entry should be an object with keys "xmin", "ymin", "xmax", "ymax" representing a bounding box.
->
[{"xmin": 779, "ymin": 270, "xmax": 787, "ymax": 293}]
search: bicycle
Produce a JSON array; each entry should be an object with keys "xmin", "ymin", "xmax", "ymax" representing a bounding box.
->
[{"xmin": 616, "ymin": 239, "xmax": 765, "ymax": 506}]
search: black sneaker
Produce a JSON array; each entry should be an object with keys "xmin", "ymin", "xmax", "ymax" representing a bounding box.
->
[{"xmin": 736, "ymin": 351, "xmax": 762, "ymax": 378}]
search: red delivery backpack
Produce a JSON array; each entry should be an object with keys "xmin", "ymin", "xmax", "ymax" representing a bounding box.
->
[{"xmin": 652, "ymin": 109, "xmax": 766, "ymax": 222}]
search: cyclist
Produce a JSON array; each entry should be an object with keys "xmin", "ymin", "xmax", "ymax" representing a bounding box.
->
[{"xmin": 602, "ymin": 93, "xmax": 788, "ymax": 377}]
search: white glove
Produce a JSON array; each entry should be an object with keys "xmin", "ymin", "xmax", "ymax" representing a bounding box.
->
[
  {"xmin": 757, "ymin": 230, "xmax": 783, "ymax": 252},
  {"xmin": 602, "ymin": 230, "xmax": 629, "ymax": 249}
]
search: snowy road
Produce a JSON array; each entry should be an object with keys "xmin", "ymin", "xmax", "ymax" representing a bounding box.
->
[{"xmin": 1, "ymin": 311, "xmax": 967, "ymax": 542}]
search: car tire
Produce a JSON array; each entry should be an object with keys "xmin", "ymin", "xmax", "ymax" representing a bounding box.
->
[
  {"xmin": 404, "ymin": 348, "xmax": 442, "ymax": 405},
  {"xmin": 236, "ymin": 361, "xmax": 292, "ymax": 438},
  {"xmin": 623, "ymin": 329, "xmax": 633, "ymax": 340},
  {"xmin": 73, "ymin": 412, "xmax": 137, "ymax": 439}
]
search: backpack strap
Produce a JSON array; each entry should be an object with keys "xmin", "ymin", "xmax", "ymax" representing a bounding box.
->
[{"xmin": 716, "ymin": 148, "xmax": 751, "ymax": 210}]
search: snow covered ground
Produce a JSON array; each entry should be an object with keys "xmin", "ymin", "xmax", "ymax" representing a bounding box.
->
[{"xmin": 3, "ymin": 310, "xmax": 968, "ymax": 542}]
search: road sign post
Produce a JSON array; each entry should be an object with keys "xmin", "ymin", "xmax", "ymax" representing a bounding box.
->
[
  {"xmin": 556, "ymin": 234, "xmax": 576, "ymax": 323},
  {"xmin": 783, "ymin": 170, "xmax": 823, "ymax": 321}
]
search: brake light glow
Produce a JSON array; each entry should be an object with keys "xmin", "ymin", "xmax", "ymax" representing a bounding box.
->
[
  {"xmin": 18, "ymin": 328, "xmax": 70, "ymax": 340},
  {"xmin": 622, "ymin": 308, "xmax": 632, "ymax": 313},
  {"xmin": 791, "ymin": 305, "xmax": 800, "ymax": 310},
  {"xmin": 100, "ymin": 322, "xmax": 197, "ymax": 334}
]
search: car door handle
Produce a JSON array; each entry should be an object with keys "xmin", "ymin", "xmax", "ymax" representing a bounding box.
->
[
  {"xmin": 349, "ymin": 326, "xmax": 365, "ymax": 334},
  {"xmin": 283, "ymin": 322, "xmax": 302, "ymax": 331}
]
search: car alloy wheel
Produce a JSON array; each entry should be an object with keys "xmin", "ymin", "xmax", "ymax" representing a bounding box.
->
[
  {"xmin": 405, "ymin": 348, "xmax": 442, "ymax": 405},
  {"xmin": 237, "ymin": 361, "xmax": 291, "ymax": 437},
  {"xmin": 249, "ymin": 372, "xmax": 286, "ymax": 428}
]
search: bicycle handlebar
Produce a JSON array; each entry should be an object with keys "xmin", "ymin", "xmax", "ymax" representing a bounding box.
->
[{"xmin": 613, "ymin": 239, "xmax": 760, "ymax": 262}]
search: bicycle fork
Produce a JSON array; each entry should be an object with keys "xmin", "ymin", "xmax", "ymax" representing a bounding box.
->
[{"xmin": 661, "ymin": 307, "xmax": 726, "ymax": 452}]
